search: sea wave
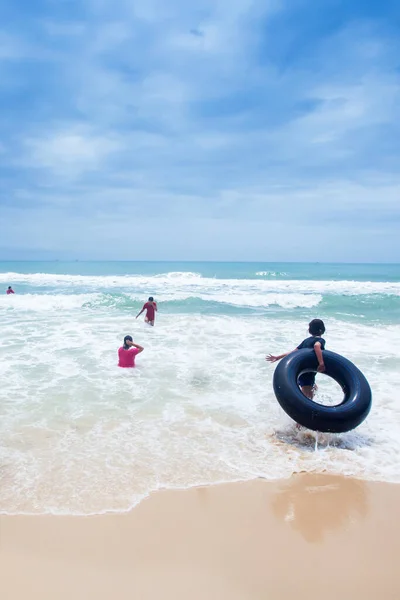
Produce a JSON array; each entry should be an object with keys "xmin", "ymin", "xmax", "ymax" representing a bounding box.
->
[
  {"xmin": 255, "ymin": 271, "xmax": 287, "ymax": 277},
  {"xmin": 0, "ymin": 291, "xmax": 322, "ymax": 311},
  {"xmin": 1, "ymin": 314, "xmax": 400, "ymax": 514},
  {"xmin": 152, "ymin": 271, "xmax": 203, "ymax": 280},
  {"xmin": 1, "ymin": 271, "xmax": 400, "ymax": 297}
]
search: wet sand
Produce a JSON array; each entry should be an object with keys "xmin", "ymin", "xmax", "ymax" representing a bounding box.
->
[{"xmin": 1, "ymin": 474, "xmax": 400, "ymax": 600}]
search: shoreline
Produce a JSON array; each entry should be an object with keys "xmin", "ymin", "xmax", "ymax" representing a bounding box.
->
[
  {"xmin": 1, "ymin": 470, "xmax": 400, "ymax": 518},
  {"xmin": 2, "ymin": 473, "xmax": 400, "ymax": 600}
]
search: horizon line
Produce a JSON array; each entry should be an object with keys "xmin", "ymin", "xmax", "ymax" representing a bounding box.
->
[{"xmin": 0, "ymin": 259, "xmax": 399, "ymax": 266}]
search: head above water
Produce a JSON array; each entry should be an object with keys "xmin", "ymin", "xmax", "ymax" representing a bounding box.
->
[
  {"xmin": 309, "ymin": 319, "xmax": 326, "ymax": 336},
  {"xmin": 148, "ymin": 296, "xmax": 154, "ymax": 302},
  {"xmin": 8, "ymin": 286, "xmax": 12, "ymax": 290},
  {"xmin": 123, "ymin": 335, "xmax": 133, "ymax": 349}
]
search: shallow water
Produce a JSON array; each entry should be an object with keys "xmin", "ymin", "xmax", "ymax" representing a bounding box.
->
[{"xmin": 0, "ymin": 262, "xmax": 399, "ymax": 514}]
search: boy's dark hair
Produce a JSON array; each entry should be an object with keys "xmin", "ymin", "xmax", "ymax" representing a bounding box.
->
[
  {"xmin": 123, "ymin": 335, "xmax": 133, "ymax": 349},
  {"xmin": 309, "ymin": 319, "xmax": 325, "ymax": 336},
  {"xmin": 148, "ymin": 296, "xmax": 154, "ymax": 301}
]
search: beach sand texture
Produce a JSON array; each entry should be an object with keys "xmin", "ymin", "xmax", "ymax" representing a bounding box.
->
[{"xmin": 2, "ymin": 473, "xmax": 400, "ymax": 600}]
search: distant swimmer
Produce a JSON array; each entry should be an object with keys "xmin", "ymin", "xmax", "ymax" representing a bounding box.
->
[
  {"xmin": 6, "ymin": 286, "xmax": 15, "ymax": 295},
  {"xmin": 118, "ymin": 335, "xmax": 144, "ymax": 368},
  {"xmin": 136, "ymin": 296, "xmax": 157, "ymax": 326}
]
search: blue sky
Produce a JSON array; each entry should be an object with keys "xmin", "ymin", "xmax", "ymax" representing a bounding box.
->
[{"xmin": 0, "ymin": 0, "xmax": 399, "ymax": 261}]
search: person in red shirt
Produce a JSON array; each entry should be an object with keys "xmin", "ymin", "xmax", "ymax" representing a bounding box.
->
[
  {"xmin": 136, "ymin": 296, "xmax": 158, "ymax": 326},
  {"xmin": 118, "ymin": 335, "xmax": 144, "ymax": 368},
  {"xmin": 6, "ymin": 286, "xmax": 15, "ymax": 295}
]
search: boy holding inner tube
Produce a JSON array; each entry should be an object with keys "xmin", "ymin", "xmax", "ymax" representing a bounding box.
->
[{"xmin": 266, "ymin": 319, "xmax": 326, "ymax": 399}]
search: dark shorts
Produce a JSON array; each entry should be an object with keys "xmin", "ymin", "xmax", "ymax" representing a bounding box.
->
[{"xmin": 297, "ymin": 372, "xmax": 316, "ymax": 388}]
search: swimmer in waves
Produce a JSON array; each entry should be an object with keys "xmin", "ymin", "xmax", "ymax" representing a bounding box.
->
[
  {"xmin": 136, "ymin": 296, "xmax": 158, "ymax": 326},
  {"xmin": 118, "ymin": 335, "xmax": 144, "ymax": 368}
]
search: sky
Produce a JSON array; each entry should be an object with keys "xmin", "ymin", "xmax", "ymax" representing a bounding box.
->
[{"xmin": 0, "ymin": 0, "xmax": 399, "ymax": 262}]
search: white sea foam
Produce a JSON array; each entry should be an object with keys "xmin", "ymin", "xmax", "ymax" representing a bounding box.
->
[
  {"xmin": 0, "ymin": 291, "xmax": 321, "ymax": 311},
  {"xmin": 1, "ymin": 270, "xmax": 399, "ymax": 296},
  {"xmin": 153, "ymin": 271, "xmax": 203, "ymax": 280},
  {"xmin": 0, "ymin": 309, "xmax": 399, "ymax": 515},
  {"xmin": 202, "ymin": 292, "xmax": 321, "ymax": 309},
  {"xmin": 0, "ymin": 293, "xmax": 103, "ymax": 311},
  {"xmin": 256, "ymin": 271, "xmax": 287, "ymax": 276}
]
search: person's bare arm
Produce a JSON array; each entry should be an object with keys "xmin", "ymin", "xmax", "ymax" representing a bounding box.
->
[
  {"xmin": 314, "ymin": 342, "xmax": 325, "ymax": 372},
  {"xmin": 128, "ymin": 341, "xmax": 144, "ymax": 354},
  {"xmin": 136, "ymin": 305, "xmax": 145, "ymax": 319},
  {"xmin": 154, "ymin": 302, "xmax": 158, "ymax": 312},
  {"xmin": 266, "ymin": 349, "xmax": 298, "ymax": 363}
]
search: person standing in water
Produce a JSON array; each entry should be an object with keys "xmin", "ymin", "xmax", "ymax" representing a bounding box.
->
[
  {"xmin": 118, "ymin": 335, "xmax": 144, "ymax": 368},
  {"xmin": 266, "ymin": 319, "xmax": 326, "ymax": 400},
  {"xmin": 6, "ymin": 286, "xmax": 15, "ymax": 295},
  {"xmin": 136, "ymin": 296, "xmax": 157, "ymax": 326}
]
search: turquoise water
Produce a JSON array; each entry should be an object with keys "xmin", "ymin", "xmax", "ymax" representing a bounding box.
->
[
  {"xmin": 1, "ymin": 260, "xmax": 399, "ymax": 280},
  {"xmin": 0, "ymin": 262, "xmax": 400, "ymax": 514},
  {"xmin": 1, "ymin": 261, "xmax": 400, "ymax": 323}
]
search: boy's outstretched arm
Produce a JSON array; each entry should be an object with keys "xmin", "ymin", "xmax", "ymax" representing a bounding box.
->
[
  {"xmin": 314, "ymin": 342, "xmax": 325, "ymax": 372},
  {"xmin": 136, "ymin": 305, "xmax": 145, "ymax": 319},
  {"xmin": 266, "ymin": 349, "xmax": 298, "ymax": 363}
]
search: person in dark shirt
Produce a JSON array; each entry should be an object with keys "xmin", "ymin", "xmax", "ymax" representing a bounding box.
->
[
  {"xmin": 266, "ymin": 319, "xmax": 326, "ymax": 400},
  {"xmin": 6, "ymin": 286, "xmax": 15, "ymax": 295}
]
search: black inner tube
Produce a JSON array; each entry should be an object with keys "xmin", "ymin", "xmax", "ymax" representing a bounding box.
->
[{"xmin": 273, "ymin": 349, "xmax": 372, "ymax": 433}]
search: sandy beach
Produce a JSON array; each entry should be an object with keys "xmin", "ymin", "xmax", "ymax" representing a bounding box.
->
[{"xmin": 2, "ymin": 473, "xmax": 400, "ymax": 600}]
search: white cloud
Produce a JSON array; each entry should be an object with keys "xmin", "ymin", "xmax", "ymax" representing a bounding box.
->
[
  {"xmin": 23, "ymin": 128, "xmax": 122, "ymax": 179},
  {"xmin": 1, "ymin": 1, "xmax": 400, "ymax": 259}
]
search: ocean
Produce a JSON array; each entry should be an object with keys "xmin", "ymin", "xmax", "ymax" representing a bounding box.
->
[{"xmin": 1, "ymin": 261, "xmax": 400, "ymax": 515}]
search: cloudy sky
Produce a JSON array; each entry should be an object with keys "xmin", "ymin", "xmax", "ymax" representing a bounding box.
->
[{"xmin": 0, "ymin": 0, "xmax": 399, "ymax": 261}]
